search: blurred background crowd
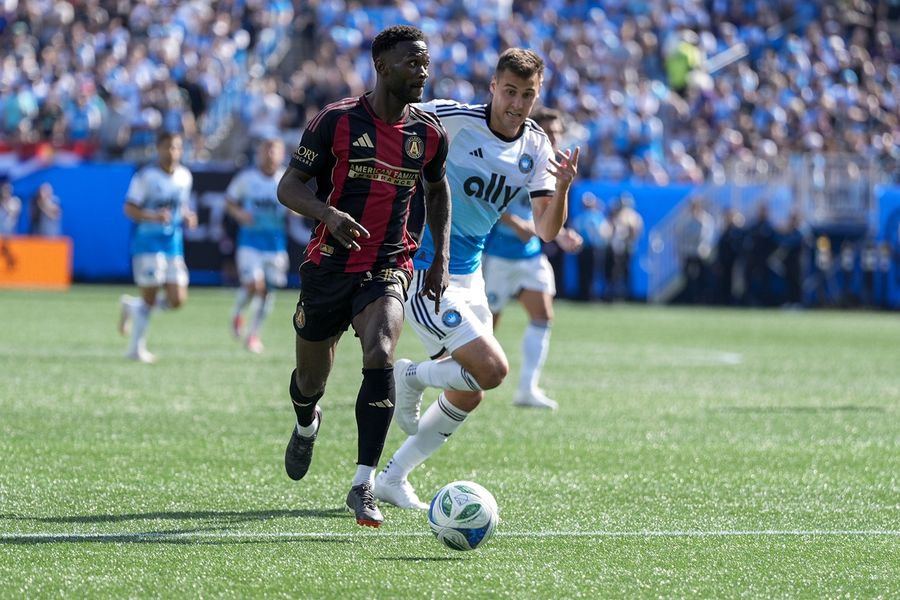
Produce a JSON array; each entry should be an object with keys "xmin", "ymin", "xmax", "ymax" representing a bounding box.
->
[
  {"xmin": 0, "ymin": 0, "xmax": 898, "ymax": 307},
  {"xmin": 1, "ymin": 0, "xmax": 897, "ymax": 179}
]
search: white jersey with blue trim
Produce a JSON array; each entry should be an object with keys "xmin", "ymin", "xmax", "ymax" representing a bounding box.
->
[
  {"xmin": 413, "ymin": 99, "xmax": 555, "ymax": 274},
  {"xmin": 126, "ymin": 164, "xmax": 193, "ymax": 256},
  {"xmin": 225, "ymin": 166, "xmax": 288, "ymax": 252}
]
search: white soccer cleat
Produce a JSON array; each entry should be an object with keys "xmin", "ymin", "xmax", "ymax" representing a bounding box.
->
[
  {"xmin": 246, "ymin": 335, "xmax": 264, "ymax": 354},
  {"xmin": 393, "ymin": 358, "xmax": 424, "ymax": 435},
  {"xmin": 374, "ymin": 471, "xmax": 429, "ymax": 510},
  {"xmin": 118, "ymin": 294, "xmax": 135, "ymax": 336},
  {"xmin": 125, "ymin": 348, "xmax": 157, "ymax": 364},
  {"xmin": 513, "ymin": 388, "xmax": 558, "ymax": 410}
]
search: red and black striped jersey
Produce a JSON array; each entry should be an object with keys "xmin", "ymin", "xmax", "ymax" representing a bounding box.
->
[{"xmin": 289, "ymin": 94, "xmax": 448, "ymax": 273}]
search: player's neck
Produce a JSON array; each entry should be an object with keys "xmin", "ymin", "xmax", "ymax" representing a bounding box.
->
[
  {"xmin": 159, "ymin": 161, "xmax": 177, "ymax": 175},
  {"xmin": 365, "ymin": 90, "xmax": 407, "ymax": 124},
  {"xmin": 486, "ymin": 103, "xmax": 523, "ymax": 140}
]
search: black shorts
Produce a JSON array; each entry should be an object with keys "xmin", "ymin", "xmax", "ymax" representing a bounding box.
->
[{"xmin": 293, "ymin": 261, "xmax": 411, "ymax": 341}]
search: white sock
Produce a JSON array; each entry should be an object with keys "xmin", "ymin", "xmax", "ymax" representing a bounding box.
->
[
  {"xmin": 154, "ymin": 290, "xmax": 171, "ymax": 311},
  {"xmin": 249, "ymin": 292, "xmax": 274, "ymax": 337},
  {"xmin": 128, "ymin": 302, "xmax": 153, "ymax": 354},
  {"xmin": 352, "ymin": 465, "xmax": 376, "ymax": 487},
  {"xmin": 296, "ymin": 413, "xmax": 318, "ymax": 438},
  {"xmin": 232, "ymin": 287, "xmax": 251, "ymax": 317},
  {"xmin": 413, "ymin": 358, "xmax": 482, "ymax": 392},
  {"xmin": 520, "ymin": 321, "xmax": 551, "ymax": 392},
  {"xmin": 381, "ymin": 393, "xmax": 469, "ymax": 480}
]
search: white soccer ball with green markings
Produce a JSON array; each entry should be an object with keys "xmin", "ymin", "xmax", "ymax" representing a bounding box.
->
[{"xmin": 427, "ymin": 480, "xmax": 499, "ymax": 551}]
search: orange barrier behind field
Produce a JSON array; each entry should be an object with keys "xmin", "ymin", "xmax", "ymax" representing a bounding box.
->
[{"xmin": 0, "ymin": 236, "xmax": 72, "ymax": 290}]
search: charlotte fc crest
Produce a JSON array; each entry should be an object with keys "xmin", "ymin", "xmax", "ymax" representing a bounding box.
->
[
  {"xmin": 405, "ymin": 136, "xmax": 424, "ymax": 159},
  {"xmin": 518, "ymin": 153, "xmax": 534, "ymax": 173}
]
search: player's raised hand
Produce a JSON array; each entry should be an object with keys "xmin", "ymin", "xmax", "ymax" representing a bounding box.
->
[
  {"xmin": 323, "ymin": 207, "xmax": 370, "ymax": 251},
  {"xmin": 548, "ymin": 147, "xmax": 580, "ymax": 187}
]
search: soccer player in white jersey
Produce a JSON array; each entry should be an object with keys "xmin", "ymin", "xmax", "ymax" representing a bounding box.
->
[
  {"xmin": 482, "ymin": 107, "xmax": 584, "ymax": 410},
  {"xmin": 225, "ymin": 137, "xmax": 289, "ymax": 354},
  {"xmin": 118, "ymin": 132, "xmax": 197, "ymax": 363},
  {"xmin": 375, "ymin": 48, "xmax": 579, "ymax": 509}
]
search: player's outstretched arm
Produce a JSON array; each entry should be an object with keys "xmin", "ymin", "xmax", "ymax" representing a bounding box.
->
[
  {"xmin": 420, "ymin": 175, "xmax": 451, "ymax": 313},
  {"xmin": 277, "ymin": 166, "xmax": 369, "ymax": 251},
  {"xmin": 533, "ymin": 147, "xmax": 580, "ymax": 242}
]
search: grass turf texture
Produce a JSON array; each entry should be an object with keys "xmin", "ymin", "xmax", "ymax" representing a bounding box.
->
[{"xmin": 1, "ymin": 285, "xmax": 898, "ymax": 598}]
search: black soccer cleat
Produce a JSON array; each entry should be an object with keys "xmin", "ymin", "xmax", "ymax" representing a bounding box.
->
[
  {"xmin": 345, "ymin": 482, "xmax": 384, "ymax": 528},
  {"xmin": 284, "ymin": 405, "xmax": 322, "ymax": 481}
]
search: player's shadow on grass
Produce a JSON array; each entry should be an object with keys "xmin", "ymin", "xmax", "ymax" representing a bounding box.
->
[
  {"xmin": 0, "ymin": 529, "xmax": 354, "ymax": 546},
  {"xmin": 2, "ymin": 508, "xmax": 346, "ymax": 525}
]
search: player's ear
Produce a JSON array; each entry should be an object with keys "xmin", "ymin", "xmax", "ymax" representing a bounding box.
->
[{"xmin": 489, "ymin": 78, "xmax": 496, "ymax": 95}]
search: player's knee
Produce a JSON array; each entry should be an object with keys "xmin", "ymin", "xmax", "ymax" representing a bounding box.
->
[
  {"xmin": 472, "ymin": 356, "xmax": 508, "ymax": 390},
  {"xmin": 293, "ymin": 369, "xmax": 326, "ymax": 398},
  {"xmin": 168, "ymin": 296, "xmax": 185, "ymax": 309},
  {"xmin": 361, "ymin": 344, "xmax": 393, "ymax": 370}
]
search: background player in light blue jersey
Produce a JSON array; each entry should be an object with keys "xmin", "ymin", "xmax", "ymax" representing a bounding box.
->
[
  {"xmin": 376, "ymin": 48, "xmax": 579, "ymax": 509},
  {"xmin": 225, "ymin": 137, "xmax": 289, "ymax": 354},
  {"xmin": 482, "ymin": 107, "xmax": 584, "ymax": 410},
  {"xmin": 118, "ymin": 132, "xmax": 196, "ymax": 363}
]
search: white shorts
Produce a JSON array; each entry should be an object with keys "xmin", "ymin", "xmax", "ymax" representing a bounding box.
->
[
  {"xmin": 132, "ymin": 253, "xmax": 189, "ymax": 288},
  {"xmin": 404, "ymin": 269, "xmax": 493, "ymax": 359},
  {"xmin": 236, "ymin": 246, "xmax": 289, "ymax": 287},
  {"xmin": 482, "ymin": 254, "xmax": 556, "ymax": 313}
]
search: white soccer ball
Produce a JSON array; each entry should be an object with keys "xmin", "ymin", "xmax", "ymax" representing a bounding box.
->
[{"xmin": 427, "ymin": 480, "xmax": 499, "ymax": 551}]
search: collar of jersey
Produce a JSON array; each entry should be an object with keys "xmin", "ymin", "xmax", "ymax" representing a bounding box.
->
[
  {"xmin": 361, "ymin": 92, "xmax": 409, "ymax": 125},
  {"xmin": 484, "ymin": 102, "xmax": 526, "ymax": 143}
]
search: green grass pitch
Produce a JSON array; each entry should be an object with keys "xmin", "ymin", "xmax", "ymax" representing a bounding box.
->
[{"xmin": 1, "ymin": 285, "xmax": 898, "ymax": 598}]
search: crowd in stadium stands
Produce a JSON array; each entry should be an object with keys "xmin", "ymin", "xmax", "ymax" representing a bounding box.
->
[
  {"xmin": 670, "ymin": 198, "xmax": 896, "ymax": 308},
  {"xmin": 0, "ymin": 1, "xmax": 897, "ymax": 307},
  {"xmin": 0, "ymin": 0, "xmax": 292, "ymax": 161},
  {"xmin": 1, "ymin": 1, "xmax": 897, "ymax": 180}
]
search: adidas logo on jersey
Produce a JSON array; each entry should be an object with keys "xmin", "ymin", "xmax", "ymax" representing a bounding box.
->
[
  {"xmin": 469, "ymin": 147, "xmax": 484, "ymax": 158},
  {"xmin": 353, "ymin": 133, "xmax": 374, "ymax": 148}
]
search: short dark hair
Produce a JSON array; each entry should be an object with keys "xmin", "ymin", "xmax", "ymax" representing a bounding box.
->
[
  {"xmin": 371, "ymin": 25, "xmax": 426, "ymax": 60},
  {"xmin": 530, "ymin": 106, "xmax": 561, "ymax": 125},
  {"xmin": 495, "ymin": 48, "xmax": 544, "ymax": 80},
  {"xmin": 156, "ymin": 130, "xmax": 182, "ymax": 146}
]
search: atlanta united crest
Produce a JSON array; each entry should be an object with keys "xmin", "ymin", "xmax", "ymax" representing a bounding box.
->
[
  {"xmin": 294, "ymin": 305, "xmax": 306, "ymax": 330},
  {"xmin": 405, "ymin": 136, "xmax": 424, "ymax": 159}
]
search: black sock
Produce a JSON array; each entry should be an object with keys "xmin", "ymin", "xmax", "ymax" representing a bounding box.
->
[
  {"xmin": 355, "ymin": 367, "xmax": 394, "ymax": 466},
  {"xmin": 289, "ymin": 369, "xmax": 323, "ymax": 427}
]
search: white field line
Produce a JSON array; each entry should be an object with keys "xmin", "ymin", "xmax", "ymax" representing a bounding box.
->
[{"xmin": 2, "ymin": 530, "xmax": 899, "ymax": 542}]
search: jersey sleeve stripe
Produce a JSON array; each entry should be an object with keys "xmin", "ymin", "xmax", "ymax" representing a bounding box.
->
[{"xmin": 306, "ymin": 97, "xmax": 359, "ymax": 132}]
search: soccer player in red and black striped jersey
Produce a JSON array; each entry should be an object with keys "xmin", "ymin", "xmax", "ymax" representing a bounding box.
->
[{"xmin": 276, "ymin": 25, "xmax": 451, "ymax": 527}]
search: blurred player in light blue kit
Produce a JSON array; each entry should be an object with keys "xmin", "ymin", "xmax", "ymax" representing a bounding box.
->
[
  {"xmin": 376, "ymin": 48, "xmax": 579, "ymax": 509},
  {"xmin": 482, "ymin": 107, "xmax": 583, "ymax": 410},
  {"xmin": 118, "ymin": 131, "xmax": 196, "ymax": 363},
  {"xmin": 225, "ymin": 137, "xmax": 290, "ymax": 354}
]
